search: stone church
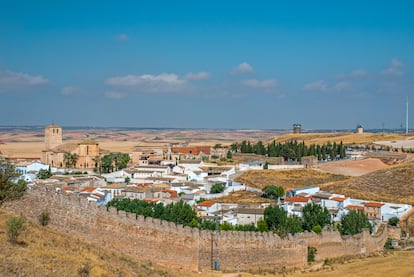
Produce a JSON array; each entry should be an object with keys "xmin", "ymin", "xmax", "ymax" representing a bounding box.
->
[{"xmin": 41, "ymin": 125, "xmax": 100, "ymax": 169}]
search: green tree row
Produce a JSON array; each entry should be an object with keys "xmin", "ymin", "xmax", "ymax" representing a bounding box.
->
[
  {"xmin": 231, "ymin": 140, "xmax": 347, "ymax": 161},
  {"xmin": 108, "ymin": 196, "xmax": 372, "ymax": 236},
  {"xmin": 264, "ymin": 203, "xmax": 372, "ymax": 237},
  {"xmin": 107, "ymin": 198, "xmax": 197, "ymax": 226}
]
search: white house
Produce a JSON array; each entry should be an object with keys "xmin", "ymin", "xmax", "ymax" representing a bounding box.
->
[
  {"xmin": 287, "ymin": 186, "xmax": 320, "ymax": 197},
  {"xmin": 97, "ymin": 184, "xmax": 125, "ymax": 200},
  {"xmin": 196, "ymin": 200, "xmax": 221, "ymax": 217},
  {"xmin": 380, "ymin": 203, "xmax": 412, "ymax": 221},
  {"xmin": 237, "ymin": 207, "xmax": 265, "ymax": 226},
  {"xmin": 16, "ymin": 161, "xmax": 50, "ymax": 174},
  {"xmin": 283, "ymin": 196, "xmax": 312, "ymax": 217}
]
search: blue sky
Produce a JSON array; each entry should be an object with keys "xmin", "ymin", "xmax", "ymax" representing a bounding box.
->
[{"xmin": 1, "ymin": 1, "xmax": 413, "ymax": 130}]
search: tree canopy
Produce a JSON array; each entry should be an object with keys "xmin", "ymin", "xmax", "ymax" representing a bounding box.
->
[
  {"xmin": 262, "ymin": 185, "xmax": 284, "ymax": 200},
  {"xmin": 340, "ymin": 210, "xmax": 372, "ymax": 235},
  {"xmin": 98, "ymin": 153, "xmax": 130, "ymax": 173},
  {"xmin": 107, "ymin": 198, "xmax": 197, "ymax": 227},
  {"xmin": 210, "ymin": 183, "xmax": 225, "ymax": 194},
  {"xmin": 0, "ymin": 160, "xmax": 26, "ymax": 206},
  {"xmin": 264, "ymin": 205, "xmax": 303, "ymax": 237},
  {"xmin": 37, "ymin": 167, "xmax": 52, "ymax": 179},
  {"xmin": 63, "ymin": 152, "xmax": 78, "ymax": 168},
  {"xmin": 301, "ymin": 203, "xmax": 331, "ymax": 232}
]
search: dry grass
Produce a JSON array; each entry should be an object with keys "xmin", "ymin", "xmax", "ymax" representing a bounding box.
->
[
  {"xmin": 212, "ymin": 190, "xmax": 275, "ymax": 204},
  {"xmin": 320, "ymin": 160, "xmax": 414, "ymax": 205},
  {"xmin": 0, "ymin": 209, "xmax": 193, "ymax": 277},
  {"xmin": 0, "ymin": 128, "xmax": 283, "ymax": 159},
  {"xmin": 235, "ymin": 169, "xmax": 349, "ymax": 190},
  {"xmin": 289, "ymin": 251, "xmax": 414, "ymax": 277},
  {"xmin": 269, "ymin": 132, "xmax": 408, "ymax": 145}
]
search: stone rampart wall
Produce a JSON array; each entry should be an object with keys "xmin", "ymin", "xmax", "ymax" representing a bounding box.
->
[{"xmin": 3, "ymin": 185, "xmax": 392, "ymax": 272}]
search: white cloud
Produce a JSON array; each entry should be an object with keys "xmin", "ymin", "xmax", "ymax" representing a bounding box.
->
[
  {"xmin": 61, "ymin": 86, "xmax": 83, "ymax": 96},
  {"xmin": 231, "ymin": 62, "xmax": 253, "ymax": 75},
  {"xmin": 105, "ymin": 73, "xmax": 187, "ymax": 93},
  {"xmin": 243, "ymin": 79, "xmax": 277, "ymax": 89},
  {"xmin": 337, "ymin": 69, "xmax": 368, "ymax": 79},
  {"xmin": 349, "ymin": 69, "xmax": 368, "ymax": 78},
  {"xmin": 381, "ymin": 58, "xmax": 404, "ymax": 77},
  {"xmin": 0, "ymin": 70, "xmax": 49, "ymax": 86},
  {"xmin": 105, "ymin": 91, "xmax": 128, "ymax": 99},
  {"xmin": 304, "ymin": 80, "xmax": 348, "ymax": 92},
  {"xmin": 118, "ymin": 33, "xmax": 129, "ymax": 41},
  {"xmin": 391, "ymin": 58, "xmax": 404, "ymax": 67},
  {"xmin": 333, "ymin": 81, "xmax": 349, "ymax": 91},
  {"xmin": 304, "ymin": 80, "xmax": 328, "ymax": 91},
  {"xmin": 184, "ymin": 72, "xmax": 210, "ymax": 80}
]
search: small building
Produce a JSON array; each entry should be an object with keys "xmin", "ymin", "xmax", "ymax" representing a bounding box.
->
[
  {"xmin": 301, "ymin": 156, "xmax": 318, "ymax": 168},
  {"xmin": 293, "ymin": 124, "xmax": 302, "ymax": 134},
  {"xmin": 356, "ymin": 124, "xmax": 364, "ymax": 134},
  {"xmin": 364, "ymin": 201, "xmax": 384, "ymax": 221},
  {"xmin": 237, "ymin": 207, "xmax": 265, "ymax": 226},
  {"xmin": 286, "ymin": 186, "xmax": 320, "ymax": 198},
  {"xmin": 196, "ymin": 200, "xmax": 221, "ymax": 217},
  {"xmin": 284, "ymin": 196, "xmax": 312, "ymax": 216}
]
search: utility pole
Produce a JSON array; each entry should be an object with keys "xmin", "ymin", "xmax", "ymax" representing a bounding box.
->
[{"xmin": 212, "ymin": 215, "xmax": 220, "ymax": 271}]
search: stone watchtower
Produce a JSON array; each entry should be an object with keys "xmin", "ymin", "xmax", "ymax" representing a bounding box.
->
[{"xmin": 44, "ymin": 125, "xmax": 62, "ymax": 150}]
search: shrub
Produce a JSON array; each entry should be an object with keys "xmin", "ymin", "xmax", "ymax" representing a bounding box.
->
[
  {"xmin": 388, "ymin": 217, "xmax": 399, "ymax": 226},
  {"xmin": 77, "ymin": 262, "xmax": 91, "ymax": 277},
  {"xmin": 6, "ymin": 215, "xmax": 26, "ymax": 242},
  {"xmin": 312, "ymin": 224, "xmax": 322, "ymax": 234},
  {"xmin": 324, "ymin": 258, "xmax": 332, "ymax": 266},
  {"xmin": 307, "ymin": 246, "xmax": 317, "ymax": 263},
  {"xmin": 210, "ymin": 183, "xmax": 225, "ymax": 194},
  {"xmin": 384, "ymin": 238, "xmax": 393, "ymax": 250},
  {"xmin": 38, "ymin": 210, "xmax": 51, "ymax": 226}
]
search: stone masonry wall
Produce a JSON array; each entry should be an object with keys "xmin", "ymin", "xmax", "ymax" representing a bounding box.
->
[{"xmin": 3, "ymin": 186, "xmax": 391, "ymax": 272}]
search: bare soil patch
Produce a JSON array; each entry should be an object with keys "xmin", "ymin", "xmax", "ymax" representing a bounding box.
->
[
  {"xmin": 235, "ymin": 169, "xmax": 349, "ymax": 190},
  {"xmin": 213, "ymin": 190, "xmax": 274, "ymax": 205},
  {"xmin": 315, "ymin": 158, "xmax": 389, "ymax": 177}
]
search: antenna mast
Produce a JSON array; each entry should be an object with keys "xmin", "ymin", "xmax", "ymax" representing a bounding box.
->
[{"xmin": 406, "ymin": 97, "xmax": 409, "ymax": 134}]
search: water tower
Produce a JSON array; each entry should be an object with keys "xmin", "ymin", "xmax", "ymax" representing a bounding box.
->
[{"xmin": 293, "ymin": 124, "xmax": 302, "ymax": 134}]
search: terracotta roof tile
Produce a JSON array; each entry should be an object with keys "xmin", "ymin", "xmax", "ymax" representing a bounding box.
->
[
  {"xmin": 285, "ymin": 196, "xmax": 311, "ymax": 203},
  {"xmin": 197, "ymin": 200, "xmax": 216, "ymax": 207},
  {"xmin": 80, "ymin": 187, "xmax": 96, "ymax": 193},
  {"xmin": 364, "ymin": 202, "xmax": 384, "ymax": 208},
  {"xmin": 330, "ymin": 197, "xmax": 346, "ymax": 202}
]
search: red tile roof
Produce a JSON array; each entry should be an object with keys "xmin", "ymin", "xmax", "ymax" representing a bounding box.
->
[
  {"xmin": 144, "ymin": 199, "xmax": 159, "ymax": 203},
  {"xmin": 346, "ymin": 205, "xmax": 364, "ymax": 211},
  {"xmin": 162, "ymin": 188, "xmax": 178, "ymax": 198},
  {"xmin": 364, "ymin": 202, "xmax": 384, "ymax": 208},
  {"xmin": 330, "ymin": 197, "xmax": 346, "ymax": 202},
  {"xmin": 197, "ymin": 200, "xmax": 216, "ymax": 207},
  {"xmin": 80, "ymin": 187, "xmax": 96, "ymax": 193},
  {"xmin": 285, "ymin": 196, "xmax": 311, "ymax": 203}
]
